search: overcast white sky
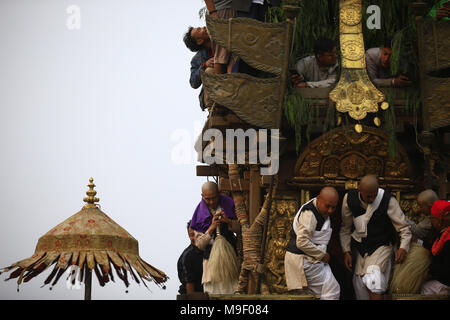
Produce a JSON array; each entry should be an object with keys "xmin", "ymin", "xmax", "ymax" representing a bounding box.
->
[{"xmin": 0, "ymin": 0, "xmax": 208, "ymax": 300}]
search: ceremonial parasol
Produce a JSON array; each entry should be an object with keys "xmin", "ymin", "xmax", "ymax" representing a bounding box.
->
[{"xmin": 1, "ymin": 178, "xmax": 168, "ymax": 299}]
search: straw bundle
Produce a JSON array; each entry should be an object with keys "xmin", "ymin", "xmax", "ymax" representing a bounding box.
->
[{"xmin": 208, "ymin": 225, "xmax": 239, "ymax": 284}]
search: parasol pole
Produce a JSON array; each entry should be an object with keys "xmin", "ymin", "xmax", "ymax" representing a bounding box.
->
[{"xmin": 84, "ymin": 264, "xmax": 92, "ymax": 300}]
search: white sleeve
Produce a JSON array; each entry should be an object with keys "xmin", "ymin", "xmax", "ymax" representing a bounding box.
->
[
  {"xmin": 339, "ymin": 194, "xmax": 353, "ymax": 253},
  {"xmin": 295, "ymin": 210, "xmax": 326, "ymax": 260},
  {"xmin": 387, "ymin": 197, "xmax": 412, "ymax": 252}
]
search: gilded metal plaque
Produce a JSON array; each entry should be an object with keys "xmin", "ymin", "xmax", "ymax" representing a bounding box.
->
[{"xmin": 330, "ymin": 0, "xmax": 385, "ymax": 121}]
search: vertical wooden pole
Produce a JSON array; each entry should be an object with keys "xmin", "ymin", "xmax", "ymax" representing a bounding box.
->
[
  {"xmin": 413, "ymin": 2, "xmax": 435, "ymax": 189},
  {"xmin": 439, "ymin": 171, "xmax": 447, "ymax": 200},
  {"xmin": 248, "ymin": 165, "xmax": 261, "ymax": 294},
  {"xmin": 84, "ymin": 265, "xmax": 92, "ymax": 300},
  {"xmin": 249, "ymin": 166, "xmax": 261, "ymax": 225}
]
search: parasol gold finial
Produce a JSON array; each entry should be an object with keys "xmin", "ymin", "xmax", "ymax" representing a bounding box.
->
[{"xmin": 83, "ymin": 177, "xmax": 99, "ymax": 208}]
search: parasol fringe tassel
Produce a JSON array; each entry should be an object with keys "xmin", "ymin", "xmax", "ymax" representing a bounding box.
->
[
  {"xmin": 78, "ymin": 251, "xmax": 87, "ymax": 272},
  {"xmin": 99, "ymin": 264, "xmax": 110, "ymax": 285},
  {"xmin": 23, "ymin": 257, "xmax": 50, "ymax": 283},
  {"xmin": 127, "ymin": 256, "xmax": 149, "ymax": 282},
  {"xmin": 136, "ymin": 258, "xmax": 157, "ymax": 282},
  {"xmin": 51, "ymin": 265, "xmax": 69, "ymax": 287},
  {"xmin": 17, "ymin": 268, "xmax": 27, "ymax": 287},
  {"xmin": 41, "ymin": 262, "xmax": 59, "ymax": 288},
  {"xmin": 106, "ymin": 251, "xmax": 126, "ymax": 269},
  {"xmin": 112, "ymin": 263, "xmax": 130, "ymax": 288},
  {"xmin": 79, "ymin": 261, "xmax": 85, "ymax": 284},
  {"xmin": 122, "ymin": 267, "xmax": 129, "ymax": 288},
  {"xmin": 111, "ymin": 262, "xmax": 124, "ymax": 281},
  {"xmin": 136, "ymin": 271, "xmax": 151, "ymax": 291},
  {"xmin": 137, "ymin": 258, "xmax": 164, "ymax": 275},
  {"xmin": 107, "ymin": 259, "xmax": 115, "ymax": 283},
  {"xmin": 124, "ymin": 260, "xmax": 140, "ymax": 285},
  {"xmin": 2, "ymin": 250, "xmax": 167, "ymax": 291},
  {"xmin": 93, "ymin": 263, "xmax": 106, "ymax": 287},
  {"xmin": 5, "ymin": 267, "xmax": 24, "ymax": 281},
  {"xmin": 23, "ymin": 270, "xmax": 40, "ymax": 283},
  {"xmin": 138, "ymin": 257, "xmax": 168, "ymax": 283}
]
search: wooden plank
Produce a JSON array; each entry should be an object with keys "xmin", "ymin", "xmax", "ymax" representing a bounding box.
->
[
  {"xmin": 260, "ymin": 174, "xmax": 273, "ymax": 186},
  {"xmin": 247, "ymin": 166, "xmax": 261, "ymax": 293},
  {"xmin": 219, "ymin": 177, "xmax": 250, "ymax": 192},
  {"xmin": 295, "ymin": 87, "xmax": 331, "ymax": 98},
  {"xmin": 196, "ymin": 165, "xmax": 219, "ymax": 177},
  {"xmin": 294, "ymin": 87, "xmax": 410, "ymax": 100},
  {"xmin": 249, "ymin": 167, "xmax": 261, "ymax": 225}
]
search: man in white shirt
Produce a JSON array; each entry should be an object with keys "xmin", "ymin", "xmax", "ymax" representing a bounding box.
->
[
  {"xmin": 292, "ymin": 38, "xmax": 339, "ymax": 88},
  {"xmin": 340, "ymin": 175, "xmax": 412, "ymax": 300},
  {"xmin": 365, "ymin": 39, "xmax": 412, "ymax": 87},
  {"xmin": 284, "ymin": 187, "xmax": 341, "ymax": 300}
]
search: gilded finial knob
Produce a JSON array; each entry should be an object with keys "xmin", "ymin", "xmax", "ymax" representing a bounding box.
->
[{"xmin": 83, "ymin": 177, "xmax": 99, "ymax": 208}]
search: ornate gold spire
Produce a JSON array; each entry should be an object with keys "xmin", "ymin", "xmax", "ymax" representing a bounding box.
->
[
  {"xmin": 329, "ymin": 0, "xmax": 388, "ymax": 132},
  {"xmin": 83, "ymin": 177, "xmax": 99, "ymax": 208}
]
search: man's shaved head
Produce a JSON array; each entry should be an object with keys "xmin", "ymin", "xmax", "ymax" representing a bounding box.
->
[
  {"xmin": 359, "ymin": 175, "xmax": 379, "ymax": 192},
  {"xmin": 359, "ymin": 175, "xmax": 379, "ymax": 204},
  {"xmin": 319, "ymin": 187, "xmax": 339, "ymax": 201},
  {"xmin": 417, "ymin": 189, "xmax": 439, "ymax": 215},
  {"xmin": 316, "ymin": 186, "xmax": 339, "ymax": 218},
  {"xmin": 201, "ymin": 181, "xmax": 220, "ymax": 210},
  {"xmin": 202, "ymin": 181, "xmax": 219, "ymax": 193},
  {"xmin": 417, "ymin": 189, "xmax": 438, "ymax": 206}
]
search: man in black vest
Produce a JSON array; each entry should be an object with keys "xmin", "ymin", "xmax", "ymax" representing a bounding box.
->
[
  {"xmin": 284, "ymin": 187, "xmax": 341, "ymax": 300},
  {"xmin": 340, "ymin": 175, "xmax": 412, "ymax": 300}
]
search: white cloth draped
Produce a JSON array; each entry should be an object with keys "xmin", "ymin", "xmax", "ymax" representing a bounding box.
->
[
  {"xmin": 285, "ymin": 198, "xmax": 340, "ymax": 300},
  {"xmin": 303, "ymin": 259, "xmax": 340, "ymax": 300},
  {"xmin": 351, "ymin": 189, "xmax": 385, "ymax": 243}
]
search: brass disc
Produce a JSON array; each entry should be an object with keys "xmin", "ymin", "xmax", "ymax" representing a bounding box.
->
[
  {"xmin": 374, "ymin": 117, "xmax": 381, "ymax": 127},
  {"xmin": 355, "ymin": 123, "xmax": 363, "ymax": 133},
  {"xmin": 381, "ymin": 102, "xmax": 389, "ymax": 110}
]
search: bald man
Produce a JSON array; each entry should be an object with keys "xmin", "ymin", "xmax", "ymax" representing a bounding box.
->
[
  {"xmin": 285, "ymin": 187, "xmax": 341, "ymax": 300},
  {"xmin": 190, "ymin": 181, "xmax": 240, "ymax": 294},
  {"xmin": 408, "ymin": 190, "xmax": 440, "ymax": 249},
  {"xmin": 340, "ymin": 175, "xmax": 412, "ymax": 300}
]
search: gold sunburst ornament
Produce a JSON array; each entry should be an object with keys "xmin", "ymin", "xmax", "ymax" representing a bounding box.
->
[{"xmin": 329, "ymin": 0, "xmax": 387, "ymax": 131}]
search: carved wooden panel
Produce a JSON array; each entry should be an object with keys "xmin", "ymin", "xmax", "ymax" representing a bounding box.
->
[
  {"xmin": 205, "ymin": 15, "xmax": 289, "ymax": 75},
  {"xmin": 294, "ymin": 127, "xmax": 412, "ymax": 183},
  {"xmin": 263, "ymin": 198, "xmax": 298, "ymax": 294},
  {"xmin": 424, "ymin": 75, "xmax": 450, "ymax": 130},
  {"xmin": 201, "ymin": 71, "xmax": 282, "ymax": 129},
  {"xmin": 421, "ymin": 20, "xmax": 450, "ymax": 130},
  {"xmin": 421, "ymin": 20, "xmax": 450, "ymax": 73}
]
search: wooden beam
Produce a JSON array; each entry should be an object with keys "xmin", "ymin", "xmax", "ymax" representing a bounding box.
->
[
  {"xmin": 196, "ymin": 165, "xmax": 219, "ymax": 177},
  {"xmin": 260, "ymin": 174, "xmax": 273, "ymax": 186},
  {"xmin": 249, "ymin": 166, "xmax": 261, "ymax": 226},
  {"xmin": 247, "ymin": 166, "xmax": 261, "ymax": 295},
  {"xmin": 219, "ymin": 177, "xmax": 250, "ymax": 192}
]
